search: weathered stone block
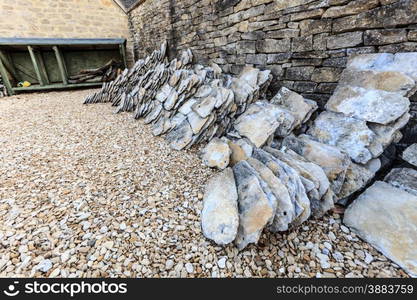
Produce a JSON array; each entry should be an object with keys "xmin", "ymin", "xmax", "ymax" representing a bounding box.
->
[
  {"xmin": 322, "ymin": 0, "xmax": 379, "ymax": 19},
  {"xmin": 311, "ymin": 67, "xmax": 343, "ymax": 82},
  {"xmin": 265, "ymin": 28, "xmax": 300, "ymax": 39},
  {"xmin": 291, "ymin": 58, "xmax": 322, "ymax": 66},
  {"xmin": 267, "ymin": 53, "xmax": 291, "ymax": 64},
  {"xmin": 256, "ymin": 38, "xmax": 291, "ymax": 53},
  {"xmin": 315, "ymin": 82, "xmax": 338, "ymax": 94},
  {"xmin": 378, "ymin": 42, "xmax": 417, "ymax": 53},
  {"xmin": 290, "ymin": 8, "xmax": 324, "ymax": 21},
  {"xmin": 214, "ymin": 36, "xmax": 228, "ymax": 46},
  {"xmin": 322, "ymin": 57, "xmax": 347, "ymax": 67},
  {"xmin": 299, "ymin": 19, "xmax": 331, "ymax": 36},
  {"xmin": 333, "ymin": 0, "xmax": 417, "ymax": 33},
  {"xmin": 249, "ymin": 20, "xmax": 279, "ymax": 31},
  {"xmin": 327, "ymin": 31, "xmax": 363, "ymax": 49},
  {"xmin": 313, "ymin": 33, "xmax": 329, "ymax": 50},
  {"xmin": 346, "ymin": 46, "xmax": 376, "ymax": 56},
  {"xmin": 267, "ymin": 64, "xmax": 284, "ymax": 78},
  {"xmin": 236, "ymin": 40, "xmax": 256, "ymax": 54},
  {"xmin": 408, "ymin": 30, "xmax": 417, "ymax": 41},
  {"xmin": 293, "ymin": 81, "xmax": 317, "ymax": 93},
  {"xmin": 364, "ymin": 29, "xmax": 407, "ymax": 45},
  {"xmin": 285, "ymin": 66, "xmax": 315, "ymax": 80},
  {"xmin": 246, "ymin": 54, "xmax": 267, "ymax": 65},
  {"xmin": 292, "ymin": 36, "xmax": 313, "ymax": 52},
  {"xmin": 241, "ymin": 31, "xmax": 265, "ymax": 40}
]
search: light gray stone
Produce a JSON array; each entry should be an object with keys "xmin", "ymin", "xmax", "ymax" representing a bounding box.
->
[
  {"xmin": 344, "ymin": 181, "xmax": 417, "ymax": 277},
  {"xmin": 234, "ymin": 101, "xmax": 295, "ymax": 147},
  {"xmin": 385, "ymin": 168, "xmax": 417, "ymax": 196},
  {"xmin": 270, "ymin": 87, "xmax": 317, "ymax": 126},
  {"xmin": 337, "ymin": 162, "xmax": 375, "ymax": 200},
  {"xmin": 326, "ymin": 86, "xmax": 410, "ymax": 125},
  {"xmin": 201, "ymin": 138, "xmax": 231, "ymax": 170},
  {"xmin": 307, "ymin": 111, "xmax": 376, "ymax": 164},
  {"xmin": 233, "ymin": 161, "xmax": 275, "ymax": 250},
  {"xmin": 282, "ymin": 134, "xmax": 350, "ymax": 194},
  {"xmin": 201, "ymin": 168, "xmax": 239, "ymax": 245},
  {"xmin": 252, "ymin": 148, "xmax": 311, "ymax": 226},
  {"xmin": 166, "ymin": 119, "xmax": 193, "ymax": 150},
  {"xmin": 246, "ymin": 157, "xmax": 295, "ymax": 232},
  {"xmin": 402, "ymin": 143, "xmax": 417, "ymax": 167}
]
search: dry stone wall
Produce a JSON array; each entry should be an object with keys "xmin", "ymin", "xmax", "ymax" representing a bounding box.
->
[{"xmin": 129, "ymin": 0, "xmax": 417, "ymax": 107}]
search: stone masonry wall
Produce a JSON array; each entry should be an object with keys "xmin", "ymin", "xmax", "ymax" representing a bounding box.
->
[
  {"xmin": 0, "ymin": 0, "xmax": 134, "ymax": 64},
  {"xmin": 129, "ymin": 0, "xmax": 417, "ymax": 106}
]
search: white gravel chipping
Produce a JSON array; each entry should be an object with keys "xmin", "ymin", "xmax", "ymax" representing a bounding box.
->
[{"xmin": 0, "ymin": 90, "xmax": 408, "ymax": 278}]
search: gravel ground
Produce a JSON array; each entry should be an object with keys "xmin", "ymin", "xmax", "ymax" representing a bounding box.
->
[{"xmin": 0, "ymin": 90, "xmax": 408, "ymax": 278}]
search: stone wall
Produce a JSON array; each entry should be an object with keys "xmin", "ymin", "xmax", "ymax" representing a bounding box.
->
[
  {"xmin": 0, "ymin": 0, "xmax": 134, "ymax": 64},
  {"xmin": 129, "ymin": 0, "xmax": 417, "ymax": 106}
]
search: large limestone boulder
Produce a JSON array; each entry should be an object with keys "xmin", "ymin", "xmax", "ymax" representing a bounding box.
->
[
  {"xmin": 166, "ymin": 119, "xmax": 193, "ymax": 150},
  {"xmin": 264, "ymin": 146, "xmax": 333, "ymax": 217},
  {"xmin": 307, "ymin": 111, "xmax": 376, "ymax": 164},
  {"xmin": 368, "ymin": 113, "xmax": 410, "ymax": 156},
  {"xmin": 337, "ymin": 162, "xmax": 375, "ymax": 200},
  {"xmin": 402, "ymin": 143, "xmax": 417, "ymax": 167},
  {"xmin": 252, "ymin": 148, "xmax": 311, "ymax": 226},
  {"xmin": 246, "ymin": 157, "xmax": 295, "ymax": 232},
  {"xmin": 233, "ymin": 161, "xmax": 275, "ymax": 250},
  {"xmin": 344, "ymin": 181, "xmax": 417, "ymax": 277},
  {"xmin": 227, "ymin": 138, "xmax": 254, "ymax": 166},
  {"xmin": 201, "ymin": 168, "xmax": 239, "ymax": 245},
  {"xmin": 347, "ymin": 53, "xmax": 417, "ymax": 89},
  {"xmin": 325, "ymin": 86, "xmax": 410, "ymax": 125},
  {"xmin": 282, "ymin": 134, "xmax": 351, "ymax": 194},
  {"xmin": 385, "ymin": 168, "xmax": 417, "ymax": 196},
  {"xmin": 270, "ymin": 87, "xmax": 317, "ymax": 126},
  {"xmin": 233, "ymin": 101, "xmax": 295, "ymax": 147},
  {"xmin": 338, "ymin": 69, "xmax": 416, "ymax": 96},
  {"xmin": 201, "ymin": 137, "xmax": 231, "ymax": 169}
]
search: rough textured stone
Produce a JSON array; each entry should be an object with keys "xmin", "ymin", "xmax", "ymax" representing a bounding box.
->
[
  {"xmin": 233, "ymin": 161, "xmax": 274, "ymax": 250},
  {"xmin": 364, "ymin": 29, "xmax": 408, "ymax": 46},
  {"xmin": 270, "ymin": 87, "xmax": 317, "ymax": 126},
  {"xmin": 322, "ymin": 0, "xmax": 379, "ymax": 19},
  {"xmin": 234, "ymin": 101, "xmax": 295, "ymax": 147},
  {"xmin": 252, "ymin": 148, "xmax": 311, "ymax": 226},
  {"xmin": 333, "ymin": 0, "xmax": 417, "ymax": 33},
  {"xmin": 311, "ymin": 67, "xmax": 342, "ymax": 83},
  {"xmin": 325, "ymin": 86, "xmax": 410, "ymax": 125},
  {"xmin": 337, "ymin": 162, "xmax": 375, "ymax": 200},
  {"xmin": 344, "ymin": 181, "xmax": 417, "ymax": 277},
  {"xmin": 285, "ymin": 66, "xmax": 315, "ymax": 81},
  {"xmin": 227, "ymin": 138, "xmax": 253, "ymax": 166},
  {"xmin": 282, "ymin": 134, "xmax": 351, "ymax": 194},
  {"xmin": 385, "ymin": 168, "xmax": 417, "ymax": 197},
  {"xmin": 327, "ymin": 32, "xmax": 363, "ymax": 50},
  {"xmin": 201, "ymin": 138, "xmax": 231, "ymax": 169},
  {"xmin": 246, "ymin": 157, "xmax": 294, "ymax": 232},
  {"xmin": 201, "ymin": 168, "xmax": 239, "ymax": 245},
  {"xmin": 338, "ymin": 69, "xmax": 415, "ymax": 96},
  {"xmin": 256, "ymin": 38, "xmax": 291, "ymax": 53},
  {"xmin": 307, "ymin": 111, "xmax": 376, "ymax": 164},
  {"xmin": 299, "ymin": 19, "xmax": 331, "ymax": 36},
  {"xmin": 292, "ymin": 36, "xmax": 313, "ymax": 52},
  {"xmin": 402, "ymin": 143, "xmax": 417, "ymax": 167}
]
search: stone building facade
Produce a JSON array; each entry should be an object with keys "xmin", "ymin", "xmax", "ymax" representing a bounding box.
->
[
  {"xmin": 128, "ymin": 0, "xmax": 417, "ymax": 106},
  {"xmin": 0, "ymin": 0, "xmax": 134, "ymax": 63}
]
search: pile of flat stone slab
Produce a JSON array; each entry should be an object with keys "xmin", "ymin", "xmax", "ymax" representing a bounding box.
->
[
  {"xmin": 84, "ymin": 42, "xmax": 272, "ymax": 150},
  {"xmin": 84, "ymin": 46, "xmax": 417, "ymax": 276},
  {"xmin": 201, "ymin": 53, "xmax": 417, "ymax": 256}
]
